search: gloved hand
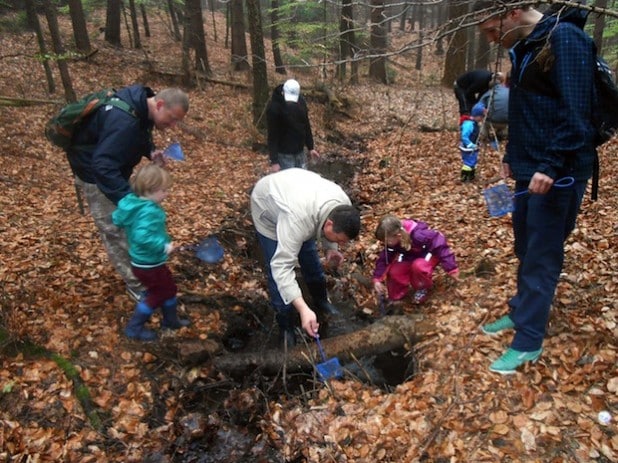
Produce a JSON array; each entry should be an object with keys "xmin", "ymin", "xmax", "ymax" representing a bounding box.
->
[{"xmin": 466, "ymin": 143, "xmax": 478, "ymax": 150}]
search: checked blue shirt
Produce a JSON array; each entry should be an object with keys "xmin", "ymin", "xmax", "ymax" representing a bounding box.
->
[{"xmin": 505, "ymin": 13, "xmax": 597, "ymax": 182}]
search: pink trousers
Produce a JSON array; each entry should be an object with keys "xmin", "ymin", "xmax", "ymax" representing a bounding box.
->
[{"xmin": 386, "ymin": 257, "xmax": 437, "ymax": 301}]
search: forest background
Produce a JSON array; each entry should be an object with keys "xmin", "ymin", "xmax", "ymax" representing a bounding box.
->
[{"xmin": 0, "ymin": 0, "xmax": 617, "ymax": 462}]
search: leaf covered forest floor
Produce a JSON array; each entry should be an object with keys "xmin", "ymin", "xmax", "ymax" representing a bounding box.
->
[{"xmin": 1, "ymin": 10, "xmax": 617, "ymax": 463}]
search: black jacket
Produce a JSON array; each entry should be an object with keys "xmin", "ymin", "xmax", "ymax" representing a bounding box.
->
[
  {"xmin": 266, "ymin": 84, "xmax": 314, "ymax": 164},
  {"xmin": 68, "ymin": 85, "xmax": 155, "ymax": 205}
]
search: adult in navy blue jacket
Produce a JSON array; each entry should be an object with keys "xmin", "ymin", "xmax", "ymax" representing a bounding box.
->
[
  {"xmin": 475, "ymin": 2, "xmax": 595, "ymax": 374},
  {"xmin": 67, "ymin": 85, "xmax": 189, "ymax": 300}
]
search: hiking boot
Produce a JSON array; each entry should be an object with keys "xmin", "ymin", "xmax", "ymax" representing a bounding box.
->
[
  {"xmin": 413, "ymin": 288, "xmax": 429, "ymax": 304},
  {"xmin": 489, "ymin": 348, "xmax": 543, "ymax": 375},
  {"xmin": 481, "ymin": 315, "xmax": 515, "ymax": 335}
]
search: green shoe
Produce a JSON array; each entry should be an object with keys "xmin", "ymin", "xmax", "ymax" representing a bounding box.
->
[
  {"xmin": 481, "ymin": 315, "xmax": 515, "ymax": 335},
  {"xmin": 489, "ymin": 348, "xmax": 543, "ymax": 375}
]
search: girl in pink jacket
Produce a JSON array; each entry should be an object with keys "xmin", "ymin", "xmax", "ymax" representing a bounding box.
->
[{"xmin": 373, "ymin": 215, "xmax": 459, "ymax": 304}]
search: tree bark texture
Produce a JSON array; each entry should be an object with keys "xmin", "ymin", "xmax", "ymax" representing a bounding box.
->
[
  {"xmin": 68, "ymin": 0, "xmax": 91, "ymax": 53},
  {"xmin": 186, "ymin": 0, "xmax": 210, "ymax": 73},
  {"xmin": 105, "ymin": 0, "xmax": 122, "ymax": 47},
  {"xmin": 369, "ymin": 0, "xmax": 388, "ymax": 83},
  {"xmin": 231, "ymin": 0, "xmax": 250, "ymax": 71},
  {"xmin": 441, "ymin": 0, "xmax": 467, "ymax": 86},
  {"xmin": 246, "ymin": 0, "xmax": 269, "ymax": 131},
  {"xmin": 270, "ymin": 0, "xmax": 286, "ymax": 75},
  {"xmin": 43, "ymin": 0, "xmax": 76, "ymax": 101},
  {"xmin": 128, "ymin": 0, "xmax": 142, "ymax": 48},
  {"xmin": 25, "ymin": 0, "xmax": 55, "ymax": 94}
]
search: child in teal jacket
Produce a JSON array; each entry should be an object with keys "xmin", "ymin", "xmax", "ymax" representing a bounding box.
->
[{"xmin": 112, "ymin": 164, "xmax": 189, "ymax": 341}]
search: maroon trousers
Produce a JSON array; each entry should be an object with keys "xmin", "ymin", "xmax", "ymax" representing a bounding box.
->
[{"xmin": 132, "ymin": 264, "xmax": 177, "ymax": 308}]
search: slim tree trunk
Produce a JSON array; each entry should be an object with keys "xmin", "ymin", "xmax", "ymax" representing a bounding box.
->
[
  {"xmin": 67, "ymin": 0, "xmax": 91, "ymax": 53},
  {"xmin": 25, "ymin": 0, "xmax": 55, "ymax": 94},
  {"xmin": 246, "ymin": 0, "xmax": 269, "ymax": 131},
  {"xmin": 231, "ymin": 0, "xmax": 250, "ymax": 71},
  {"xmin": 167, "ymin": 0, "xmax": 181, "ymax": 41},
  {"xmin": 105, "ymin": 0, "xmax": 122, "ymax": 47},
  {"xmin": 42, "ymin": 0, "xmax": 76, "ymax": 101},
  {"xmin": 338, "ymin": 0, "xmax": 355, "ymax": 82},
  {"xmin": 181, "ymin": 2, "xmax": 193, "ymax": 86},
  {"xmin": 415, "ymin": 0, "xmax": 424, "ymax": 71},
  {"xmin": 209, "ymin": 0, "xmax": 218, "ymax": 42},
  {"xmin": 270, "ymin": 0, "xmax": 286, "ymax": 75},
  {"xmin": 186, "ymin": 0, "xmax": 210, "ymax": 74},
  {"xmin": 369, "ymin": 0, "xmax": 388, "ymax": 83},
  {"xmin": 441, "ymin": 0, "xmax": 467, "ymax": 86},
  {"xmin": 592, "ymin": 0, "xmax": 608, "ymax": 53},
  {"xmin": 128, "ymin": 0, "xmax": 141, "ymax": 48},
  {"xmin": 140, "ymin": 3, "xmax": 150, "ymax": 37}
]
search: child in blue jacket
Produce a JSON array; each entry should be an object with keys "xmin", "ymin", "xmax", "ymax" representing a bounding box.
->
[
  {"xmin": 459, "ymin": 103, "xmax": 485, "ymax": 182},
  {"xmin": 112, "ymin": 164, "xmax": 189, "ymax": 341}
]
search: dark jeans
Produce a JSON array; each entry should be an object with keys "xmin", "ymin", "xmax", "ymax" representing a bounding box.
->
[
  {"xmin": 256, "ymin": 232, "xmax": 324, "ymax": 314},
  {"xmin": 508, "ymin": 179, "xmax": 587, "ymax": 351},
  {"xmin": 132, "ymin": 264, "xmax": 177, "ymax": 309}
]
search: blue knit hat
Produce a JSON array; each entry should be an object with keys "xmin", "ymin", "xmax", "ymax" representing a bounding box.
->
[{"xmin": 471, "ymin": 103, "xmax": 486, "ymax": 117}]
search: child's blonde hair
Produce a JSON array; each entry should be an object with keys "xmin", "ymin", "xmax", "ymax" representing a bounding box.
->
[
  {"xmin": 131, "ymin": 164, "xmax": 172, "ymax": 197},
  {"xmin": 375, "ymin": 214, "xmax": 411, "ymax": 250}
]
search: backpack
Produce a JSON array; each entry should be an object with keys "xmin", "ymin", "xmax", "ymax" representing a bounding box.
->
[
  {"xmin": 590, "ymin": 51, "xmax": 618, "ymax": 199},
  {"xmin": 45, "ymin": 89, "xmax": 136, "ymax": 150}
]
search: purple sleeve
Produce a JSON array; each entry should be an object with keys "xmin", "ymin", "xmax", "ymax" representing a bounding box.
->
[
  {"xmin": 372, "ymin": 248, "xmax": 389, "ymax": 281},
  {"xmin": 411, "ymin": 223, "xmax": 458, "ymax": 273}
]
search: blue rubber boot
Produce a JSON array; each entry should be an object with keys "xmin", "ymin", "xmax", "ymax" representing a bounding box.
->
[
  {"xmin": 125, "ymin": 301, "xmax": 157, "ymax": 341},
  {"xmin": 161, "ymin": 297, "xmax": 190, "ymax": 329}
]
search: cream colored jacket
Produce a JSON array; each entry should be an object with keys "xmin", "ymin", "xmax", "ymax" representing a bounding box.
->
[{"xmin": 250, "ymin": 168, "xmax": 352, "ymax": 304}]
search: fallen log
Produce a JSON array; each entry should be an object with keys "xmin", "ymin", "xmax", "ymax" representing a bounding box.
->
[{"xmin": 211, "ymin": 315, "xmax": 433, "ymax": 377}]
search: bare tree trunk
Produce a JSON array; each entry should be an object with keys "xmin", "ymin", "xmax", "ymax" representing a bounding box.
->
[
  {"xmin": 209, "ymin": 0, "xmax": 218, "ymax": 42},
  {"xmin": 186, "ymin": 0, "xmax": 210, "ymax": 73},
  {"xmin": 42, "ymin": 0, "xmax": 76, "ymax": 101},
  {"xmin": 246, "ymin": 0, "xmax": 269, "ymax": 131},
  {"xmin": 475, "ymin": 32, "xmax": 490, "ymax": 69},
  {"xmin": 25, "ymin": 0, "xmax": 55, "ymax": 94},
  {"xmin": 441, "ymin": 0, "xmax": 467, "ymax": 86},
  {"xmin": 369, "ymin": 0, "xmax": 388, "ymax": 83},
  {"xmin": 434, "ymin": 0, "xmax": 447, "ymax": 56},
  {"xmin": 270, "ymin": 0, "xmax": 286, "ymax": 75},
  {"xmin": 121, "ymin": 3, "xmax": 133, "ymax": 49},
  {"xmin": 415, "ymin": 0, "xmax": 424, "ymax": 71},
  {"xmin": 105, "ymin": 0, "xmax": 122, "ymax": 47},
  {"xmin": 140, "ymin": 3, "xmax": 150, "ymax": 38},
  {"xmin": 338, "ymin": 0, "xmax": 355, "ymax": 81},
  {"xmin": 399, "ymin": 1, "xmax": 409, "ymax": 31},
  {"xmin": 231, "ymin": 0, "xmax": 250, "ymax": 71},
  {"xmin": 128, "ymin": 0, "xmax": 141, "ymax": 48},
  {"xmin": 67, "ymin": 0, "xmax": 91, "ymax": 53},
  {"xmin": 592, "ymin": 0, "xmax": 608, "ymax": 53},
  {"xmin": 167, "ymin": 0, "xmax": 181, "ymax": 41},
  {"xmin": 180, "ymin": 1, "xmax": 193, "ymax": 87}
]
